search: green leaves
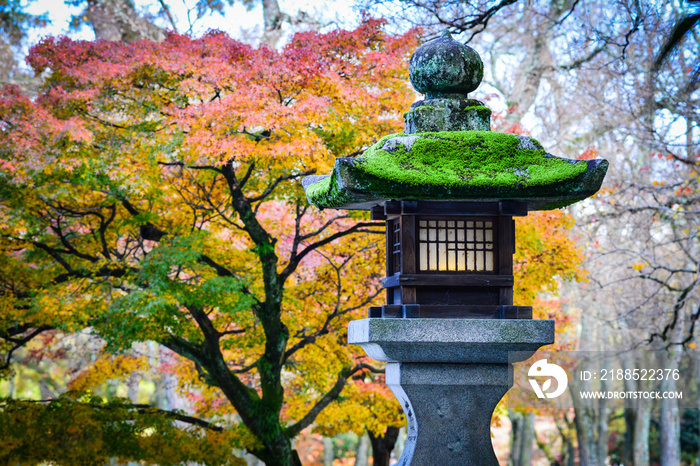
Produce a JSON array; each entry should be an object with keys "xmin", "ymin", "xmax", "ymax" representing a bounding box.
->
[
  {"xmin": 100, "ymin": 233, "xmax": 253, "ymax": 352},
  {"xmin": 0, "ymin": 395, "xmax": 244, "ymax": 465}
]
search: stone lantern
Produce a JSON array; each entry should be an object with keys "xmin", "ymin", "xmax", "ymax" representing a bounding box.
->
[{"xmin": 302, "ymin": 30, "xmax": 607, "ymax": 465}]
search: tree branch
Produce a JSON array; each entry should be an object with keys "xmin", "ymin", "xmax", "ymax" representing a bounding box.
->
[
  {"xmin": 279, "ymin": 222, "xmax": 380, "ymax": 284},
  {"xmin": 246, "ymin": 170, "xmax": 315, "ymax": 203},
  {"xmin": 5, "ymin": 398, "xmax": 225, "ymax": 432},
  {"xmin": 285, "ymin": 364, "xmax": 369, "ymax": 437},
  {"xmin": 157, "ymin": 0, "xmax": 178, "ymax": 31},
  {"xmin": 0, "ymin": 325, "xmax": 53, "ymax": 371}
]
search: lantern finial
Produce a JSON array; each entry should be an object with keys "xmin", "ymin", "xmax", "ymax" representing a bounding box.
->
[
  {"xmin": 409, "ymin": 29, "xmax": 484, "ymax": 99},
  {"xmin": 405, "ymin": 31, "xmax": 490, "ymax": 133}
]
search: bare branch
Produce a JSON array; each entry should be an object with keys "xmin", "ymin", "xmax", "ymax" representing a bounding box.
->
[{"xmin": 157, "ymin": 0, "xmax": 178, "ymax": 31}]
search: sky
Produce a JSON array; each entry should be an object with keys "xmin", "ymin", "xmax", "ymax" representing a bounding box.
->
[{"xmin": 24, "ymin": 0, "xmax": 361, "ymax": 45}]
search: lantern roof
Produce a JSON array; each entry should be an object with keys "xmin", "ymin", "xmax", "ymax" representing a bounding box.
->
[{"xmin": 302, "ymin": 30, "xmax": 608, "ymax": 211}]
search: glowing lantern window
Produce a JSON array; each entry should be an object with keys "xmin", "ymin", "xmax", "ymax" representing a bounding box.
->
[{"xmin": 418, "ymin": 219, "xmax": 495, "ymax": 272}]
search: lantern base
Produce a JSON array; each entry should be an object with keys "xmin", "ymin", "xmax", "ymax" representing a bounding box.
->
[
  {"xmin": 388, "ymin": 362, "xmax": 509, "ymax": 465},
  {"xmin": 368, "ymin": 303, "xmax": 532, "ymax": 319},
  {"xmin": 348, "ymin": 318, "xmax": 554, "ymax": 465}
]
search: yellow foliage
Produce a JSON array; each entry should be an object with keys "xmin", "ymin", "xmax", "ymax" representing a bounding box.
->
[
  {"xmin": 514, "ymin": 211, "xmax": 586, "ymax": 309},
  {"xmin": 69, "ymin": 353, "xmax": 148, "ymax": 392}
]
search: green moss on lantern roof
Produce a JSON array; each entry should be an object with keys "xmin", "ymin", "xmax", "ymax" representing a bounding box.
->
[
  {"xmin": 304, "ymin": 174, "xmax": 351, "ymax": 207},
  {"xmin": 302, "ymin": 131, "xmax": 608, "ymax": 211},
  {"xmin": 361, "ymin": 131, "xmax": 583, "ymax": 186}
]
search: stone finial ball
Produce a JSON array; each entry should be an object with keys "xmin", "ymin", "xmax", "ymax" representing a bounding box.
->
[{"xmin": 409, "ymin": 30, "xmax": 484, "ymax": 98}]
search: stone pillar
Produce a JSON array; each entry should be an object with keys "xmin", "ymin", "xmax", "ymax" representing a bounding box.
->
[{"xmin": 349, "ymin": 318, "xmax": 554, "ymax": 465}]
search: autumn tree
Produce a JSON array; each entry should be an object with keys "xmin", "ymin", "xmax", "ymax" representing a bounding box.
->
[{"xmin": 0, "ymin": 20, "xmax": 419, "ymax": 465}]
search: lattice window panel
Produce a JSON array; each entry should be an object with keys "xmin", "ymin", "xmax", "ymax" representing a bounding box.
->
[
  {"xmin": 418, "ymin": 219, "xmax": 495, "ymax": 272},
  {"xmin": 392, "ymin": 220, "xmax": 401, "ymax": 274}
]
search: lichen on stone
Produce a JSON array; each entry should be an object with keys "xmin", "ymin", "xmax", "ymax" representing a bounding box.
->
[
  {"xmin": 408, "ymin": 30, "xmax": 484, "ymax": 99},
  {"xmin": 382, "ymin": 135, "xmax": 420, "ymax": 152},
  {"xmin": 404, "ymin": 104, "xmax": 491, "ymax": 133}
]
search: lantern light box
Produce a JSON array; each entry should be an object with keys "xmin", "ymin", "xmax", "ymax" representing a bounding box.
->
[{"xmin": 368, "ymin": 199, "xmax": 528, "ymax": 319}]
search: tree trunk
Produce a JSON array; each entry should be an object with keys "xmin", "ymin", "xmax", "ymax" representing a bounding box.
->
[
  {"xmin": 659, "ymin": 386, "xmax": 681, "ymax": 466},
  {"xmin": 570, "ymin": 303, "xmax": 609, "ymax": 465},
  {"xmin": 620, "ymin": 351, "xmax": 651, "ymax": 466},
  {"xmin": 0, "ymin": 40, "xmax": 18, "ymax": 85},
  {"xmin": 392, "ymin": 426, "xmax": 406, "ymax": 460},
  {"xmin": 696, "ymin": 350, "xmax": 700, "ymax": 466},
  {"xmin": 323, "ymin": 437, "xmax": 333, "ymax": 466},
  {"xmin": 368, "ymin": 426, "xmax": 400, "ymax": 466},
  {"xmin": 554, "ymin": 414, "xmax": 576, "ymax": 466},
  {"xmin": 84, "ymin": 0, "xmax": 164, "ymax": 42},
  {"xmin": 565, "ymin": 433, "xmax": 575, "ymax": 466},
  {"xmin": 260, "ymin": 0, "xmax": 286, "ymax": 47},
  {"xmin": 245, "ymin": 453, "xmax": 264, "ymax": 466},
  {"xmin": 623, "ymin": 403, "xmax": 635, "ymax": 465},
  {"xmin": 596, "ymin": 355, "xmax": 610, "ymax": 464},
  {"xmin": 509, "ymin": 411, "xmax": 522, "ymax": 466},
  {"xmin": 490, "ymin": 1, "xmax": 577, "ymax": 130},
  {"xmin": 659, "ymin": 349, "xmax": 682, "ymax": 466},
  {"xmin": 259, "ymin": 0, "xmax": 319, "ymax": 48},
  {"xmin": 509, "ymin": 411, "xmax": 536, "ymax": 466},
  {"xmin": 573, "ymin": 405, "xmax": 598, "ymax": 466},
  {"xmin": 570, "ymin": 356, "xmax": 598, "ymax": 466},
  {"xmin": 621, "ymin": 353, "xmax": 635, "ymax": 466},
  {"xmin": 127, "ymin": 371, "xmax": 140, "ymax": 403},
  {"xmin": 535, "ymin": 427, "xmax": 559, "ymax": 465},
  {"xmin": 633, "ymin": 401, "xmax": 651, "ymax": 466},
  {"xmin": 355, "ymin": 433, "xmax": 370, "ymax": 466},
  {"xmin": 518, "ymin": 412, "xmax": 536, "ymax": 466}
]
